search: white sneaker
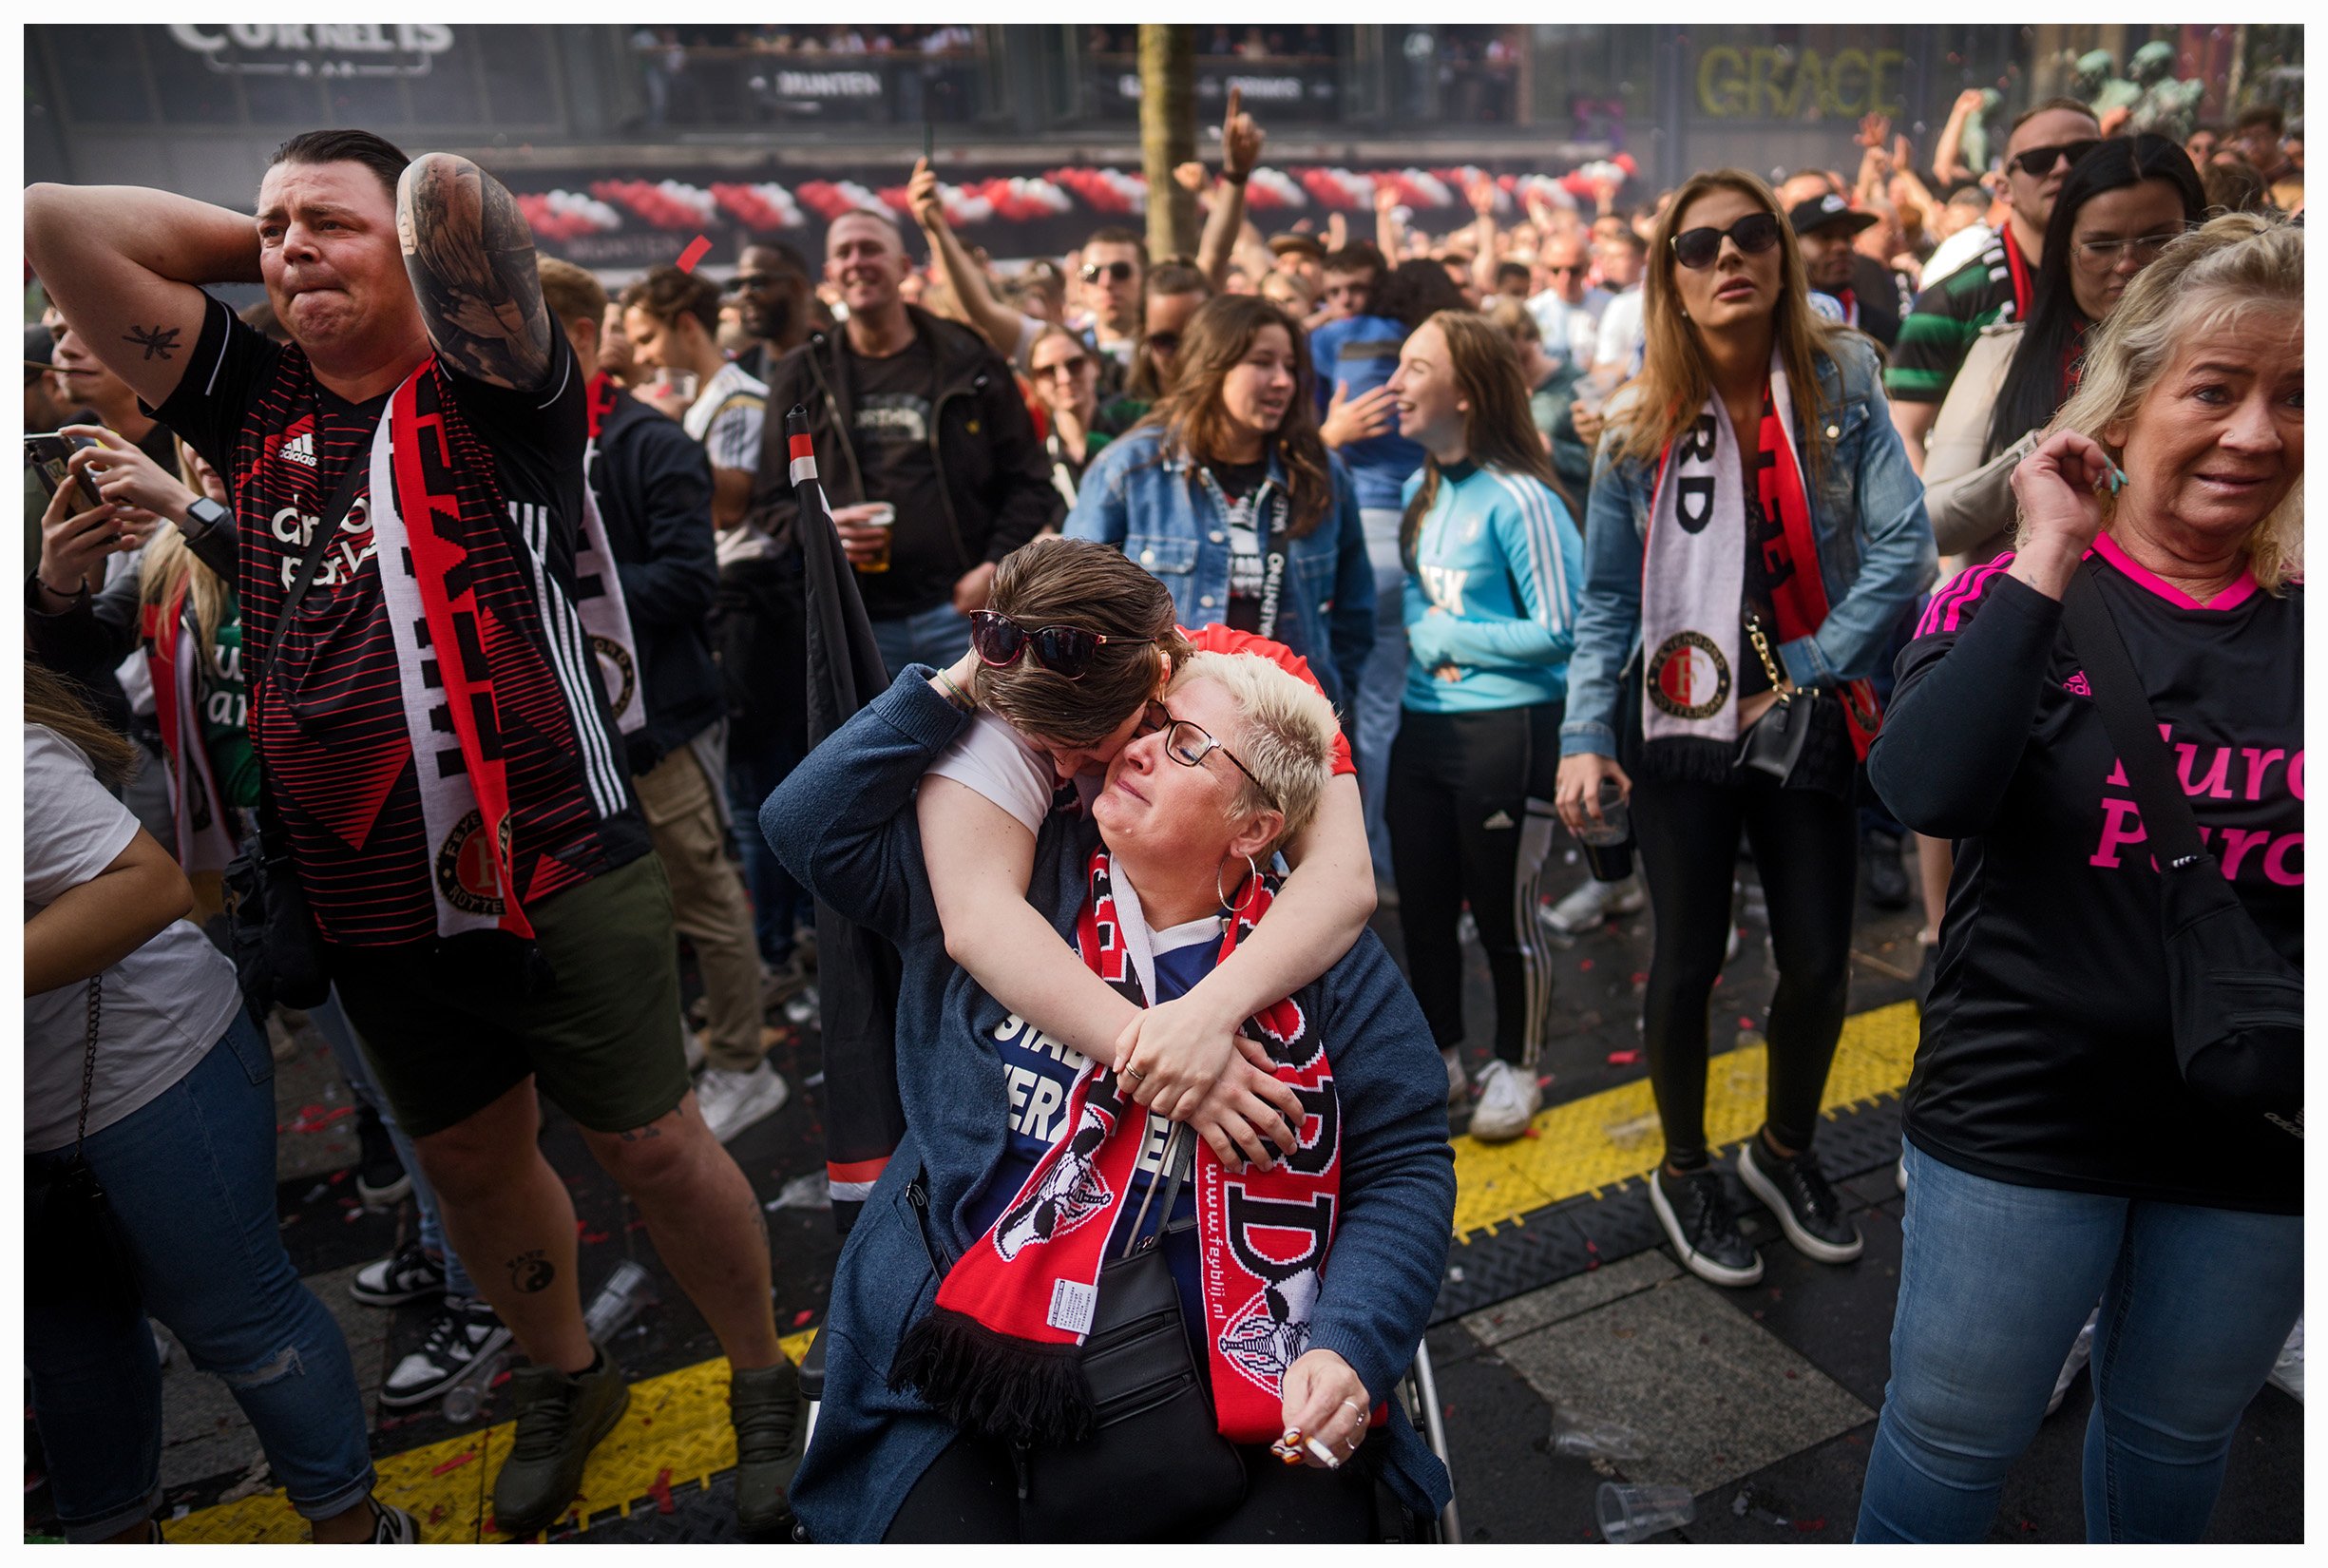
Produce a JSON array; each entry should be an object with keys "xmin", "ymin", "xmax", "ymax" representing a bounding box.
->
[
  {"xmin": 696, "ymin": 1061, "xmax": 790, "ymax": 1143},
  {"xmin": 684, "ymin": 1030, "xmax": 707, "ymax": 1074},
  {"xmin": 2047, "ymin": 1309, "xmax": 2099, "ymax": 1416},
  {"xmin": 1441, "ymin": 1046, "xmax": 1469, "ymax": 1105},
  {"xmin": 1469, "ymin": 1060, "xmax": 1541, "ymax": 1143},
  {"xmin": 2270, "ymin": 1314, "xmax": 2304, "ymax": 1403},
  {"xmin": 1539, "ymin": 874, "xmax": 1645, "ymax": 937}
]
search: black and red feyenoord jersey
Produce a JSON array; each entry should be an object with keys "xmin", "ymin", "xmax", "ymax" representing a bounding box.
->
[
  {"xmin": 154, "ymin": 293, "xmax": 648, "ymax": 947},
  {"xmin": 1883, "ymin": 539, "xmax": 2301, "ymax": 1213}
]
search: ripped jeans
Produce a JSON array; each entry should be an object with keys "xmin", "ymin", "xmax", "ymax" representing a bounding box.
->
[{"xmin": 26, "ymin": 1011, "xmax": 375, "ymax": 1540}]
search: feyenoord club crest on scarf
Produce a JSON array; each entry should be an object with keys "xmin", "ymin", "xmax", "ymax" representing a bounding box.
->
[{"xmin": 890, "ymin": 850, "xmax": 1363, "ymax": 1448}]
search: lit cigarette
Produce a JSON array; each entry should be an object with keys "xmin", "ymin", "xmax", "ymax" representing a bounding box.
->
[{"xmin": 1305, "ymin": 1436, "xmax": 1339, "ymax": 1467}]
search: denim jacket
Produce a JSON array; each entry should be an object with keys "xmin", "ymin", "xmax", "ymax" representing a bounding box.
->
[
  {"xmin": 1560, "ymin": 334, "xmax": 1937, "ymax": 757},
  {"xmin": 1064, "ymin": 428, "xmax": 1376, "ymax": 709}
]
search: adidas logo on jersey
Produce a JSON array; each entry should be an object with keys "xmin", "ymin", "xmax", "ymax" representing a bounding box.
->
[
  {"xmin": 280, "ymin": 430, "xmax": 317, "ymax": 468},
  {"xmin": 1482, "ymin": 810, "xmax": 1516, "ymax": 830}
]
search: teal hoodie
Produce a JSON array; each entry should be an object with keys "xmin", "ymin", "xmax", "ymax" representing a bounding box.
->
[{"xmin": 1399, "ymin": 460, "xmax": 1585, "ymax": 714}]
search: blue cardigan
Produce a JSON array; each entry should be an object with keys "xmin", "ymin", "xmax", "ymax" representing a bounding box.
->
[{"xmin": 761, "ymin": 670, "xmax": 1457, "ymax": 1540}]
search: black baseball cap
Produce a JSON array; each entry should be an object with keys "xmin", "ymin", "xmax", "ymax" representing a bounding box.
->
[{"xmin": 1788, "ymin": 193, "xmax": 1880, "ymax": 238}]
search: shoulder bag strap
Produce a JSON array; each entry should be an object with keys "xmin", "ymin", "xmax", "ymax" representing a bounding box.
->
[
  {"xmin": 1119, "ymin": 1122, "xmax": 1193, "ymax": 1259},
  {"xmin": 75, "ymin": 975, "xmax": 102, "ymax": 1157},
  {"xmin": 2058, "ymin": 561, "xmax": 2207, "ymax": 870},
  {"xmin": 251, "ymin": 455, "xmax": 368, "ymax": 693}
]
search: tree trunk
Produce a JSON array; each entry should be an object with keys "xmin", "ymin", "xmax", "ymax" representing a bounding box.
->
[{"xmin": 1138, "ymin": 25, "xmax": 1198, "ymax": 260}]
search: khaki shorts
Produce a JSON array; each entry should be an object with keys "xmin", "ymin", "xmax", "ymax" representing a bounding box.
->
[{"xmin": 329, "ymin": 852, "xmax": 691, "ymax": 1139}]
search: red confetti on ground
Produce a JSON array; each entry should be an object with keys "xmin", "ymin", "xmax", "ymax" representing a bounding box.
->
[
  {"xmin": 1585, "ymin": 1257, "xmax": 1599, "ymax": 1271},
  {"xmin": 491, "ymin": 1370, "xmax": 512, "ymax": 1389},
  {"xmin": 1784, "ymin": 1369, "xmax": 1799, "ymax": 1379},
  {"xmin": 1712, "ymin": 975, "xmax": 1725, "ymax": 987},
  {"xmin": 1794, "ymin": 1518, "xmax": 1826, "ymax": 1532},
  {"xmin": 343, "ymin": 1207, "xmax": 365, "ymax": 1223},
  {"xmin": 792, "ymin": 1309, "xmax": 814, "ymax": 1328},
  {"xmin": 1577, "ymin": 958, "xmax": 1594, "ymax": 971},
  {"xmin": 1521, "ymin": 1126, "xmax": 1541, "ymax": 1139},
  {"xmin": 1740, "ymin": 1016, "xmax": 1757, "ymax": 1030},
  {"xmin": 626, "ymin": 1217, "xmax": 649, "ymax": 1232},
  {"xmin": 329, "ymin": 1169, "xmax": 350, "ymax": 1184},
  {"xmin": 1607, "ymin": 1049, "xmax": 1640, "ymax": 1066},
  {"xmin": 286, "ymin": 1105, "xmax": 357, "ymax": 1135},
  {"xmin": 430, "ymin": 1449, "xmax": 478, "ymax": 1477},
  {"xmin": 649, "ymin": 1469, "xmax": 676, "ymax": 1515},
  {"xmin": 579, "ymin": 1229, "xmax": 610, "ymax": 1245},
  {"xmin": 428, "ymin": 1504, "xmax": 448, "ymax": 1526},
  {"xmin": 1584, "ymin": 1238, "xmax": 1598, "ymax": 1252},
  {"xmin": 675, "ymin": 235, "xmax": 712, "ymax": 273},
  {"xmin": 1630, "ymin": 971, "xmax": 1648, "ymax": 985}
]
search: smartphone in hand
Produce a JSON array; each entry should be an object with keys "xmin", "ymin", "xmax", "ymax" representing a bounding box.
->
[{"xmin": 23, "ymin": 433, "xmax": 105, "ymax": 512}]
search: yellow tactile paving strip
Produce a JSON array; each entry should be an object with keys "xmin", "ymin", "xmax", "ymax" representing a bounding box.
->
[{"xmin": 171, "ymin": 1001, "xmax": 1919, "ymax": 1541}]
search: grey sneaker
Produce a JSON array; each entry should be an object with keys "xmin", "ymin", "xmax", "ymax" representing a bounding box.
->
[
  {"xmin": 490, "ymin": 1346, "xmax": 631, "ymax": 1539},
  {"xmin": 730, "ymin": 1358, "xmax": 809, "ymax": 1530}
]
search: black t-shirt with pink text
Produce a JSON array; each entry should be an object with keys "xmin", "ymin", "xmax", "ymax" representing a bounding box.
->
[{"xmin": 1875, "ymin": 537, "xmax": 2301, "ymax": 1214}]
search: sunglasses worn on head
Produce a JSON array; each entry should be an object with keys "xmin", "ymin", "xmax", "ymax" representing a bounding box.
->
[
  {"xmin": 1670, "ymin": 212, "xmax": 1784, "ymax": 270},
  {"xmin": 970, "ymin": 609, "xmax": 1154, "ymax": 680},
  {"xmin": 1081, "ymin": 260, "xmax": 1136, "ymax": 284},
  {"xmin": 2009, "ymin": 140, "xmax": 2102, "ymax": 179}
]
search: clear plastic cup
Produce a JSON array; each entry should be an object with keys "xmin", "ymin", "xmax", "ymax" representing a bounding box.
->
[
  {"xmin": 1573, "ymin": 775, "xmax": 1633, "ymax": 881},
  {"xmin": 853, "ymin": 502, "xmax": 897, "ymax": 574},
  {"xmin": 1597, "ymin": 1482, "xmax": 1695, "ymax": 1543},
  {"xmin": 1550, "ymin": 1409, "xmax": 1647, "ymax": 1461}
]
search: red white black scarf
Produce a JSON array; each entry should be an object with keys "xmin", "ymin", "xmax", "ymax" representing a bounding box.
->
[
  {"xmin": 140, "ymin": 584, "xmax": 238, "ymax": 875},
  {"xmin": 892, "ymin": 850, "xmax": 1349, "ymax": 1447},
  {"xmin": 368, "ymin": 363, "xmax": 643, "ymax": 943},
  {"xmin": 1640, "ymin": 351, "xmax": 1880, "ymax": 761}
]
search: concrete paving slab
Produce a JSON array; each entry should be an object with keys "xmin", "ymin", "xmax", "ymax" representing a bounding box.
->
[
  {"xmin": 1460, "ymin": 1250, "xmax": 1679, "ymax": 1350},
  {"xmin": 1492, "ymin": 1272, "xmax": 1873, "ymax": 1499}
]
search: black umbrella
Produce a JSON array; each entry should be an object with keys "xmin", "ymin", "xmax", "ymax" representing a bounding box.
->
[{"xmin": 783, "ymin": 405, "xmax": 906, "ymax": 1235}]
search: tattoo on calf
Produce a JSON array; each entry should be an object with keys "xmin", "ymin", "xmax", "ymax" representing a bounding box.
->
[
  {"xmin": 123, "ymin": 324, "xmax": 183, "ymax": 361},
  {"xmin": 506, "ymin": 1250, "xmax": 555, "ymax": 1292}
]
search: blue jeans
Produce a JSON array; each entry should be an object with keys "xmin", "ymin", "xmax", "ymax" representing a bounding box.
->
[
  {"xmin": 1857, "ymin": 1141, "xmax": 2302, "ymax": 1542},
  {"xmin": 26, "ymin": 1013, "xmax": 375, "ymax": 1539},
  {"xmin": 1353, "ymin": 507, "xmax": 1408, "ymax": 877},
  {"xmin": 871, "ymin": 601, "xmax": 973, "ymax": 683},
  {"xmin": 731, "ymin": 731, "xmax": 815, "ymax": 967},
  {"xmin": 309, "ymin": 991, "xmax": 478, "ymax": 1302}
]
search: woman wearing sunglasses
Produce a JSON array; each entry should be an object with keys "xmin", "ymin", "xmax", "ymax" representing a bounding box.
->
[
  {"xmin": 1381, "ymin": 311, "xmax": 1585, "ymax": 1138},
  {"xmin": 1027, "ymin": 325, "xmax": 1111, "ymax": 507},
  {"xmin": 1923, "ymin": 136, "xmax": 2204, "ymax": 568},
  {"xmin": 1066, "ymin": 294, "xmax": 1375, "ymax": 717},
  {"xmin": 915, "ymin": 537, "xmax": 1380, "ymax": 1176},
  {"xmin": 1554, "ymin": 171, "xmax": 1936, "ymax": 1289}
]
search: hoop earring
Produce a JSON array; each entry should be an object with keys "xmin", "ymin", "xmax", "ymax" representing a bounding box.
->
[{"xmin": 1216, "ymin": 853, "xmax": 1263, "ymax": 917}]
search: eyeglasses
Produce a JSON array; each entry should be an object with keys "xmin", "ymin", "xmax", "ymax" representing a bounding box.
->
[
  {"xmin": 1139, "ymin": 702, "xmax": 1276, "ymax": 811},
  {"xmin": 1080, "ymin": 260, "xmax": 1136, "ymax": 284},
  {"xmin": 1670, "ymin": 212, "xmax": 1784, "ymax": 270},
  {"xmin": 2072, "ymin": 228, "xmax": 2186, "ymax": 272},
  {"xmin": 2008, "ymin": 140, "xmax": 2102, "ymax": 180},
  {"xmin": 969, "ymin": 609, "xmax": 1154, "ymax": 680}
]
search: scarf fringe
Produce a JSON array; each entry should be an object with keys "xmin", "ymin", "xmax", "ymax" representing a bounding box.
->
[{"xmin": 890, "ymin": 1304, "xmax": 1097, "ymax": 1447}]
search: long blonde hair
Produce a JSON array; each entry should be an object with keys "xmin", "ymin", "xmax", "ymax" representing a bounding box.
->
[
  {"xmin": 137, "ymin": 446, "xmax": 234, "ymax": 663},
  {"xmin": 2036, "ymin": 212, "xmax": 2304, "ymax": 591},
  {"xmin": 1608, "ymin": 169, "xmax": 1850, "ymax": 488}
]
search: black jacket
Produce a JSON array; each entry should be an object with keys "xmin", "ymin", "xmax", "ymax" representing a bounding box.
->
[
  {"xmin": 589, "ymin": 386, "xmax": 722, "ymax": 774},
  {"xmin": 1847, "ymin": 254, "xmax": 1908, "ymax": 352},
  {"xmin": 745, "ymin": 304, "xmax": 1059, "ymax": 615}
]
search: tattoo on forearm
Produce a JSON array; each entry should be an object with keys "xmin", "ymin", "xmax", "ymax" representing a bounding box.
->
[
  {"xmin": 507, "ymin": 1250, "xmax": 555, "ymax": 1292},
  {"xmin": 123, "ymin": 324, "xmax": 182, "ymax": 361},
  {"xmin": 397, "ymin": 153, "xmax": 552, "ymax": 391}
]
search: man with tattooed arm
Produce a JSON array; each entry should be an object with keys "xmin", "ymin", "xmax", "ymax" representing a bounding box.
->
[{"xmin": 24, "ymin": 129, "xmax": 806, "ymax": 1538}]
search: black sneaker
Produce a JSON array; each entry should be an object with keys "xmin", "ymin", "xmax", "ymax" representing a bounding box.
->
[
  {"xmin": 369, "ymin": 1501, "xmax": 421, "ymax": 1543},
  {"xmin": 1651, "ymin": 1165, "xmax": 1764, "ymax": 1287},
  {"xmin": 730, "ymin": 1358, "xmax": 809, "ymax": 1530},
  {"xmin": 354, "ymin": 1104, "xmax": 411, "ymax": 1209},
  {"xmin": 1861, "ymin": 829, "xmax": 1911, "ymax": 911},
  {"xmin": 1737, "ymin": 1138, "xmax": 1863, "ymax": 1264},
  {"xmin": 350, "ymin": 1241, "xmax": 446, "ymax": 1309},
  {"xmin": 379, "ymin": 1297, "xmax": 512, "ymax": 1409},
  {"xmin": 491, "ymin": 1346, "xmax": 631, "ymax": 1539}
]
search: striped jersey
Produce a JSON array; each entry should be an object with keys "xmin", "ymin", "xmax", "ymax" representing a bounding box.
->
[
  {"xmin": 1882, "ymin": 228, "xmax": 2023, "ymax": 407},
  {"xmin": 683, "ymin": 357, "xmax": 768, "ymax": 473},
  {"xmin": 1398, "ymin": 461, "xmax": 1585, "ymax": 714},
  {"xmin": 154, "ymin": 294, "xmax": 648, "ymax": 947}
]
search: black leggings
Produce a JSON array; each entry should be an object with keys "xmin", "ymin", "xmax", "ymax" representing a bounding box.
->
[
  {"xmin": 1385, "ymin": 702, "xmax": 1562, "ymax": 1066},
  {"xmin": 1630, "ymin": 774, "xmax": 1856, "ymax": 1169},
  {"xmin": 884, "ymin": 1431, "xmax": 1392, "ymax": 1542}
]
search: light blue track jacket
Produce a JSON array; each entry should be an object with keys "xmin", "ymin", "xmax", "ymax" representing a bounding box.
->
[{"xmin": 1399, "ymin": 460, "xmax": 1585, "ymax": 714}]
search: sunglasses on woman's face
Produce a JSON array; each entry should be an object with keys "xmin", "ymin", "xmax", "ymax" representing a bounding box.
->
[
  {"xmin": 1080, "ymin": 260, "xmax": 1136, "ymax": 284},
  {"xmin": 1670, "ymin": 211, "xmax": 1784, "ymax": 270},
  {"xmin": 969, "ymin": 610, "xmax": 1154, "ymax": 680},
  {"xmin": 2008, "ymin": 140, "xmax": 2102, "ymax": 180}
]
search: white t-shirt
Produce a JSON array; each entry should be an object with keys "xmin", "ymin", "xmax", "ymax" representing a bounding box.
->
[
  {"xmin": 23, "ymin": 724, "xmax": 241, "ymax": 1153},
  {"xmin": 1526, "ymin": 285, "xmax": 1613, "ymax": 371},
  {"xmin": 924, "ymin": 711, "xmax": 1093, "ymax": 834},
  {"xmin": 683, "ymin": 358, "xmax": 769, "ymax": 474},
  {"xmin": 1592, "ymin": 289, "xmax": 1648, "ymax": 377}
]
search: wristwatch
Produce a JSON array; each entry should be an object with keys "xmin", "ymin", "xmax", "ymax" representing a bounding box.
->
[{"xmin": 182, "ymin": 495, "xmax": 229, "ymax": 541}]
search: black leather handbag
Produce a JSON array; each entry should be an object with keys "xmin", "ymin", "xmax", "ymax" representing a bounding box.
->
[
  {"xmin": 2061, "ymin": 564, "xmax": 2303, "ymax": 1140},
  {"xmin": 1010, "ymin": 1128, "xmax": 1249, "ymax": 1540},
  {"xmin": 221, "ymin": 464, "xmax": 364, "ymax": 1018},
  {"xmin": 1735, "ymin": 613, "xmax": 1816, "ymax": 783}
]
